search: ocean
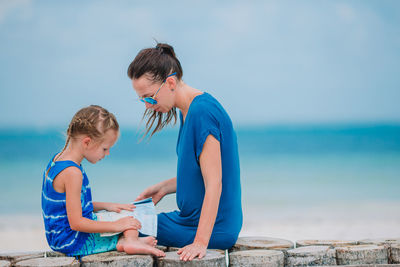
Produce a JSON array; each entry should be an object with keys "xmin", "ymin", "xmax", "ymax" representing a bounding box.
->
[{"xmin": 1, "ymin": 124, "xmax": 400, "ymax": 251}]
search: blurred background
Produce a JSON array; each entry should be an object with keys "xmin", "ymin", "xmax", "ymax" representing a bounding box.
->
[{"xmin": 1, "ymin": 0, "xmax": 399, "ymax": 252}]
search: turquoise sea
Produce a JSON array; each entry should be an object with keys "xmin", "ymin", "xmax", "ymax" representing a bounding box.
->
[
  {"xmin": 1, "ymin": 124, "xmax": 400, "ymax": 252},
  {"xmin": 1, "ymin": 124, "xmax": 399, "ymax": 217}
]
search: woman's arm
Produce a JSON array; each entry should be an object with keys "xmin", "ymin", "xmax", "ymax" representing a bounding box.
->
[
  {"xmin": 178, "ymin": 134, "xmax": 222, "ymax": 261},
  {"xmin": 161, "ymin": 177, "xmax": 178, "ymax": 195},
  {"xmin": 135, "ymin": 177, "xmax": 177, "ymax": 205},
  {"xmin": 62, "ymin": 167, "xmax": 140, "ymax": 233}
]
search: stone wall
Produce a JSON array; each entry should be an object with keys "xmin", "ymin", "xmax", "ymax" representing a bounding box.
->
[{"xmin": 1, "ymin": 237, "xmax": 399, "ymax": 266}]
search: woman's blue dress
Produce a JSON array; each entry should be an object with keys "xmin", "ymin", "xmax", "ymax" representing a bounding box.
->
[{"xmin": 157, "ymin": 92, "xmax": 242, "ymax": 249}]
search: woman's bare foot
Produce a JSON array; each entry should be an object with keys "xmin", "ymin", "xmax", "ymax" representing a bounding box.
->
[
  {"xmin": 139, "ymin": 236, "xmax": 157, "ymax": 247},
  {"xmin": 124, "ymin": 239, "xmax": 165, "ymax": 257}
]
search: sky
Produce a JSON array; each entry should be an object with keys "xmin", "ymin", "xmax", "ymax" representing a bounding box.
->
[{"xmin": 0, "ymin": 0, "xmax": 399, "ymax": 128}]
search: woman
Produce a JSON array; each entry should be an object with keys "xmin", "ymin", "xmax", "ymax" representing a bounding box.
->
[{"xmin": 127, "ymin": 43, "xmax": 242, "ymax": 261}]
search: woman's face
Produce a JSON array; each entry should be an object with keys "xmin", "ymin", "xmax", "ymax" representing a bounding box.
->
[{"xmin": 132, "ymin": 74, "xmax": 175, "ymax": 113}]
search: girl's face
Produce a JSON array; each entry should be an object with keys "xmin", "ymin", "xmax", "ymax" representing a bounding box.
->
[
  {"xmin": 83, "ymin": 129, "xmax": 119, "ymax": 164},
  {"xmin": 132, "ymin": 74, "xmax": 175, "ymax": 113}
]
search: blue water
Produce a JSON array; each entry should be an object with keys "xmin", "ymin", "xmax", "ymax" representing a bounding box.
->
[{"xmin": 1, "ymin": 124, "xmax": 399, "ymax": 215}]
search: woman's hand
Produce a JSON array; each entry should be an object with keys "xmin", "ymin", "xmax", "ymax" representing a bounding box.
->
[
  {"xmin": 135, "ymin": 184, "xmax": 165, "ymax": 205},
  {"xmin": 105, "ymin": 203, "xmax": 135, "ymax": 213},
  {"xmin": 135, "ymin": 177, "xmax": 177, "ymax": 205},
  {"xmin": 177, "ymin": 242, "xmax": 207, "ymax": 261},
  {"xmin": 113, "ymin": 216, "xmax": 141, "ymax": 232}
]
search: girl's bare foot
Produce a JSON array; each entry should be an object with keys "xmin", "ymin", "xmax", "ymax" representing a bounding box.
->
[
  {"xmin": 116, "ymin": 236, "xmax": 125, "ymax": 252},
  {"xmin": 139, "ymin": 236, "xmax": 157, "ymax": 247},
  {"xmin": 124, "ymin": 239, "xmax": 165, "ymax": 257}
]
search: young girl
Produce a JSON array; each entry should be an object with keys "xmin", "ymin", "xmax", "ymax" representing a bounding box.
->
[{"xmin": 41, "ymin": 105, "xmax": 165, "ymax": 257}]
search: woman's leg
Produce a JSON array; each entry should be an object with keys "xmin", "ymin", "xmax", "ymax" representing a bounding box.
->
[
  {"xmin": 157, "ymin": 213, "xmax": 196, "ymax": 247},
  {"xmin": 157, "ymin": 213, "xmax": 239, "ymax": 250}
]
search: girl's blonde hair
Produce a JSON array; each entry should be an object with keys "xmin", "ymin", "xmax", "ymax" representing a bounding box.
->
[{"xmin": 47, "ymin": 105, "xmax": 119, "ymax": 175}]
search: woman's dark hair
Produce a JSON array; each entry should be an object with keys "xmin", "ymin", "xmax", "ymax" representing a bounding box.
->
[{"xmin": 127, "ymin": 43, "xmax": 183, "ymax": 138}]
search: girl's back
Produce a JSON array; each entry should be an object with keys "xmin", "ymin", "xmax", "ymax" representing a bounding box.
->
[{"xmin": 41, "ymin": 155, "xmax": 92, "ymax": 255}]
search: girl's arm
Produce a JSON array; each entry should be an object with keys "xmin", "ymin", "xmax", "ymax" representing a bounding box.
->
[
  {"xmin": 63, "ymin": 167, "xmax": 140, "ymax": 233},
  {"xmin": 177, "ymin": 135, "xmax": 222, "ymax": 261},
  {"xmin": 92, "ymin": 202, "xmax": 135, "ymax": 213}
]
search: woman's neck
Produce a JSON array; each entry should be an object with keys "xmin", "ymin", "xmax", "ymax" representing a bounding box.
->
[{"xmin": 175, "ymin": 82, "xmax": 203, "ymax": 120}]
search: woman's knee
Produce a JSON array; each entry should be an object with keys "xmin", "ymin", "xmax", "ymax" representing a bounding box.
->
[{"xmin": 209, "ymin": 234, "xmax": 238, "ymax": 250}]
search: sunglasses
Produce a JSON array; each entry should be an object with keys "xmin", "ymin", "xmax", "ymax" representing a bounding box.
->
[{"xmin": 139, "ymin": 72, "xmax": 177, "ymax": 105}]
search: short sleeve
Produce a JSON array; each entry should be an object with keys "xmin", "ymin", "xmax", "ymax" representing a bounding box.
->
[{"xmin": 193, "ymin": 110, "xmax": 221, "ymax": 162}]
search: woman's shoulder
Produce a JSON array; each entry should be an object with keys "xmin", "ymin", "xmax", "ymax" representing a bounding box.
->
[
  {"xmin": 190, "ymin": 92, "xmax": 225, "ymax": 116},
  {"xmin": 189, "ymin": 92, "xmax": 233, "ymax": 127}
]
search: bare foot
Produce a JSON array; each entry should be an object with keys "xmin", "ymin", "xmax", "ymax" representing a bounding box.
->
[
  {"xmin": 116, "ymin": 236, "xmax": 125, "ymax": 252},
  {"xmin": 139, "ymin": 236, "xmax": 157, "ymax": 247},
  {"xmin": 124, "ymin": 240, "xmax": 165, "ymax": 257}
]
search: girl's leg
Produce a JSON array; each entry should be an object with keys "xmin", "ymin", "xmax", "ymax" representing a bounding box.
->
[
  {"xmin": 120, "ymin": 229, "xmax": 165, "ymax": 257},
  {"xmin": 124, "ymin": 229, "xmax": 158, "ymax": 246},
  {"xmin": 117, "ymin": 230, "xmax": 154, "ymax": 252},
  {"xmin": 116, "ymin": 235, "xmax": 125, "ymax": 252}
]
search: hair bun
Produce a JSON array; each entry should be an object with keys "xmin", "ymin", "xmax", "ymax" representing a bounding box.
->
[{"xmin": 156, "ymin": 43, "xmax": 176, "ymax": 58}]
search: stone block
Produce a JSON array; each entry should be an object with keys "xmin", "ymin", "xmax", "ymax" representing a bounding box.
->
[
  {"xmin": 44, "ymin": 251, "xmax": 66, "ymax": 257},
  {"xmin": 157, "ymin": 250, "xmax": 225, "ymax": 267},
  {"xmin": 168, "ymin": 246, "xmax": 224, "ymax": 254},
  {"xmin": 358, "ymin": 238, "xmax": 400, "ymax": 247},
  {"xmin": 231, "ymin": 236, "xmax": 294, "ymax": 252},
  {"xmin": 167, "ymin": 246, "xmax": 180, "ymax": 252},
  {"xmin": 318, "ymin": 265, "xmax": 400, "ymax": 267},
  {"xmin": 15, "ymin": 257, "xmax": 79, "ymax": 267},
  {"xmin": 157, "ymin": 245, "xmax": 168, "ymax": 252},
  {"xmin": 81, "ymin": 251, "xmax": 153, "ymax": 267},
  {"xmin": 229, "ymin": 249, "xmax": 284, "ymax": 267},
  {"xmin": 286, "ymin": 245, "xmax": 336, "ymax": 266},
  {"xmin": 336, "ymin": 245, "xmax": 388, "ymax": 265},
  {"xmin": 296, "ymin": 240, "xmax": 358, "ymax": 248},
  {"xmin": 391, "ymin": 243, "xmax": 400, "ymax": 264},
  {"xmin": 0, "ymin": 251, "xmax": 45, "ymax": 264}
]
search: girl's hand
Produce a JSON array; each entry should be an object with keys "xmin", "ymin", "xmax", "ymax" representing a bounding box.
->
[
  {"xmin": 106, "ymin": 203, "xmax": 135, "ymax": 213},
  {"xmin": 177, "ymin": 242, "xmax": 207, "ymax": 261},
  {"xmin": 113, "ymin": 216, "xmax": 141, "ymax": 232},
  {"xmin": 135, "ymin": 184, "xmax": 165, "ymax": 205}
]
